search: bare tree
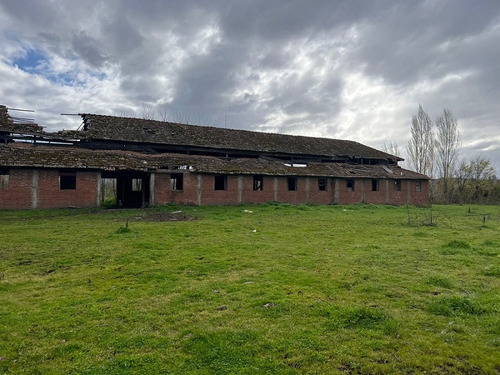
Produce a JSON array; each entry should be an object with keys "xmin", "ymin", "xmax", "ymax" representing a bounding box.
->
[
  {"xmin": 141, "ymin": 103, "xmax": 156, "ymax": 120},
  {"xmin": 383, "ymin": 140, "xmax": 401, "ymax": 157},
  {"xmin": 407, "ymin": 105, "xmax": 434, "ymax": 177},
  {"xmin": 435, "ymin": 109, "xmax": 460, "ymax": 199}
]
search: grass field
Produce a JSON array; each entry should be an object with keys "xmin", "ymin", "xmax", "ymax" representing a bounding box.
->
[{"xmin": 0, "ymin": 203, "xmax": 499, "ymax": 374}]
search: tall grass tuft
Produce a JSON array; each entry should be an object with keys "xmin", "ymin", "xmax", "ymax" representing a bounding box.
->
[{"xmin": 428, "ymin": 296, "xmax": 486, "ymax": 316}]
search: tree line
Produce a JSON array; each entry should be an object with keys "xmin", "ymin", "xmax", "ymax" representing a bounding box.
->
[{"xmin": 388, "ymin": 105, "xmax": 499, "ymax": 204}]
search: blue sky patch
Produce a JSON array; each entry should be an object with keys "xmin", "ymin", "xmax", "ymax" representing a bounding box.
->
[
  {"xmin": 13, "ymin": 48, "xmax": 48, "ymax": 73},
  {"xmin": 11, "ymin": 46, "xmax": 107, "ymax": 87}
]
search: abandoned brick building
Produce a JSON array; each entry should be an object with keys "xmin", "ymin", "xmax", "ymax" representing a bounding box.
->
[{"xmin": 0, "ymin": 105, "xmax": 429, "ymax": 209}]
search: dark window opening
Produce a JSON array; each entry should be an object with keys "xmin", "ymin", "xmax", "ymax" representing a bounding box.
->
[
  {"xmin": 0, "ymin": 168, "xmax": 9, "ymax": 190},
  {"xmin": 171, "ymin": 173, "xmax": 184, "ymax": 191},
  {"xmin": 214, "ymin": 175, "xmax": 227, "ymax": 190},
  {"xmin": 59, "ymin": 170, "xmax": 76, "ymax": 190},
  {"xmin": 253, "ymin": 175, "xmax": 263, "ymax": 191},
  {"xmin": 372, "ymin": 179, "xmax": 379, "ymax": 191},
  {"xmin": 318, "ymin": 178, "xmax": 327, "ymax": 191},
  {"xmin": 346, "ymin": 179, "xmax": 355, "ymax": 191},
  {"xmin": 394, "ymin": 180, "xmax": 402, "ymax": 191},
  {"xmin": 287, "ymin": 177, "xmax": 298, "ymax": 191},
  {"xmin": 131, "ymin": 178, "xmax": 142, "ymax": 191},
  {"xmin": 416, "ymin": 181, "xmax": 422, "ymax": 192}
]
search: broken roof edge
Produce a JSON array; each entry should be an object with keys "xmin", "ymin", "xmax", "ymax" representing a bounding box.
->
[
  {"xmin": 1, "ymin": 106, "xmax": 403, "ymax": 162},
  {"xmin": 79, "ymin": 113, "xmax": 404, "ymax": 162}
]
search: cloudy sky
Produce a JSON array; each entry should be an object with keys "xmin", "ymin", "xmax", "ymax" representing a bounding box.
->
[{"xmin": 1, "ymin": 1, "xmax": 499, "ymax": 173}]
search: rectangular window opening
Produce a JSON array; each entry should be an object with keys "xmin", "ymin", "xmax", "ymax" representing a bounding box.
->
[
  {"xmin": 0, "ymin": 168, "xmax": 9, "ymax": 190},
  {"xmin": 214, "ymin": 175, "xmax": 227, "ymax": 190},
  {"xmin": 101, "ymin": 178, "xmax": 117, "ymax": 204},
  {"xmin": 371, "ymin": 179, "xmax": 379, "ymax": 191},
  {"xmin": 253, "ymin": 175, "xmax": 263, "ymax": 191},
  {"xmin": 287, "ymin": 177, "xmax": 298, "ymax": 191},
  {"xmin": 131, "ymin": 178, "xmax": 142, "ymax": 192},
  {"xmin": 394, "ymin": 180, "xmax": 402, "ymax": 191},
  {"xmin": 318, "ymin": 178, "xmax": 327, "ymax": 191},
  {"xmin": 416, "ymin": 181, "xmax": 422, "ymax": 192},
  {"xmin": 346, "ymin": 179, "xmax": 355, "ymax": 192},
  {"xmin": 59, "ymin": 170, "xmax": 76, "ymax": 190},
  {"xmin": 171, "ymin": 173, "xmax": 184, "ymax": 191}
]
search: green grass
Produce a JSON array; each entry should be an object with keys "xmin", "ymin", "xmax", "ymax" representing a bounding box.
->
[{"xmin": 0, "ymin": 204, "xmax": 499, "ymax": 374}]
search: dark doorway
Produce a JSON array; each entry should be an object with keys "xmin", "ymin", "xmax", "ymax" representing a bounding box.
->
[{"xmin": 101, "ymin": 171, "xmax": 150, "ymax": 208}]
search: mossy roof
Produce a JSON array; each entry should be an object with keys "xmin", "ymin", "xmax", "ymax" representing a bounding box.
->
[
  {"xmin": 80, "ymin": 114, "xmax": 402, "ymax": 162},
  {"xmin": 0, "ymin": 143, "xmax": 427, "ymax": 179}
]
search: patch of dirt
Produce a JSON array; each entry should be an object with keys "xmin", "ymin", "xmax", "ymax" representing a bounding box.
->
[{"xmin": 133, "ymin": 211, "xmax": 198, "ymax": 222}]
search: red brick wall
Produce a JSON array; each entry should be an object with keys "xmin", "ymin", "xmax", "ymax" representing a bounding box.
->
[
  {"xmin": 305, "ymin": 177, "xmax": 333, "ymax": 204},
  {"xmin": 200, "ymin": 175, "xmax": 240, "ymax": 205},
  {"xmin": 274, "ymin": 176, "xmax": 303, "ymax": 204},
  {"xmin": 0, "ymin": 169, "xmax": 430, "ymax": 209},
  {"xmin": 337, "ymin": 178, "xmax": 364, "ymax": 204},
  {"xmin": 0, "ymin": 168, "xmax": 33, "ymax": 209},
  {"xmin": 389, "ymin": 180, "xmax": 407, "ymax": 205},
  {"xmin": 240, "ymin": 175, "xmax": 275, "ymax": 204},
  {"xmin": 0, "ymin": 168, "xmax": 99, "ymax": 209},
  {"xmin": 408, "ymin": 180, "xmax": 430, "ymax": 206},
  {"xmin": 37, "ymin": 170, "xmax": 98, "ymax": 209},
  {"xmin": 153, "ymin": 172, "xmax": 199, "ymax": 205},
  {"xmin": 364, "ymin": 179, "xmax": 387, "ymax": 204}
]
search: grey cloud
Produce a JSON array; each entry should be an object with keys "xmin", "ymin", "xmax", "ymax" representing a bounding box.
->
[
  {"xmin": 2, "ymin": 0, "xmax": 500, "ymax": 172},
  {"xmin": 71, "ymin": 31, "xmax": 107, "ymax": 68},
  {"xmin": 350, "ymin": 1, "xmax": 500, "ymax": 85}
]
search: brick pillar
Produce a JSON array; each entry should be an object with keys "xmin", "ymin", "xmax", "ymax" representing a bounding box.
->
[
  {"xmin": 31, "ymin": 169, "xmax": 39, "ymax": 209},
  {"xmin": 238, "ymin": 176, "xmax": 243, "ymax": 204},
  {"xmin": 96, "ymin": 172, "xmax": 102, "ymax": 206},
  {"xmin": 385, "ymin": 179, "xmax": 390, "ymax": 204},
  {"xmin": 361, "ymin": 179, "xmax": 366, "ymax": 203},
  {"xmin": 197, "ymin": 175, "xmax": 202, "ymax": 206},
  {"xmin": 273, "ymin": 177, "xmax": 278, "ymax": 202},
  {"xmin": 149, "ymin": 173, "xmax": 155, "ymax": 206},
  {"xmin": 305, "ymin": 177, "xmax": 310, "ymax": 203},
  {"xmin": 334, "ymin": 178, "xmax": 339, "ymax": 204}
]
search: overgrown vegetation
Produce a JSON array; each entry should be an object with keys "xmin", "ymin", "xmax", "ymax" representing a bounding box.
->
[
  {"xmin": 0, "ymin": 204, "xmax": 499, "ymax": 374},
  {"xmin": 404, "ymin": 105, "xmax": 499, "ymax": 204}
]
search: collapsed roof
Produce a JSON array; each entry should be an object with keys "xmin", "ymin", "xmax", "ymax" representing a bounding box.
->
[
  {"xmin": 1, "ymin": 105, "xmax": 402, "ymax": 163},
  {"xmin": 78, "ymin": 114, "xmax": 402, "ymax": 163},
  {"xmin": 0, "ymin": 143, "xmax": 426, "ymax": 179},
  {"xmin": 0, "ymin": 105, "xmax": 427, "ymax": 180}
]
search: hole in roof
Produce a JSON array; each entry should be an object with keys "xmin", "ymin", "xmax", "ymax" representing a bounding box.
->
[
  {"xmin": 175, "ymin": 165, "xmax": 194, "ymax": 170},
  {"xmin": 382, "ymin": 165, "xmax": 393, "ymax": 173},
  {"xmin": 284, "ymin": 163, "xmax": 308, "ymax": 168}
]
